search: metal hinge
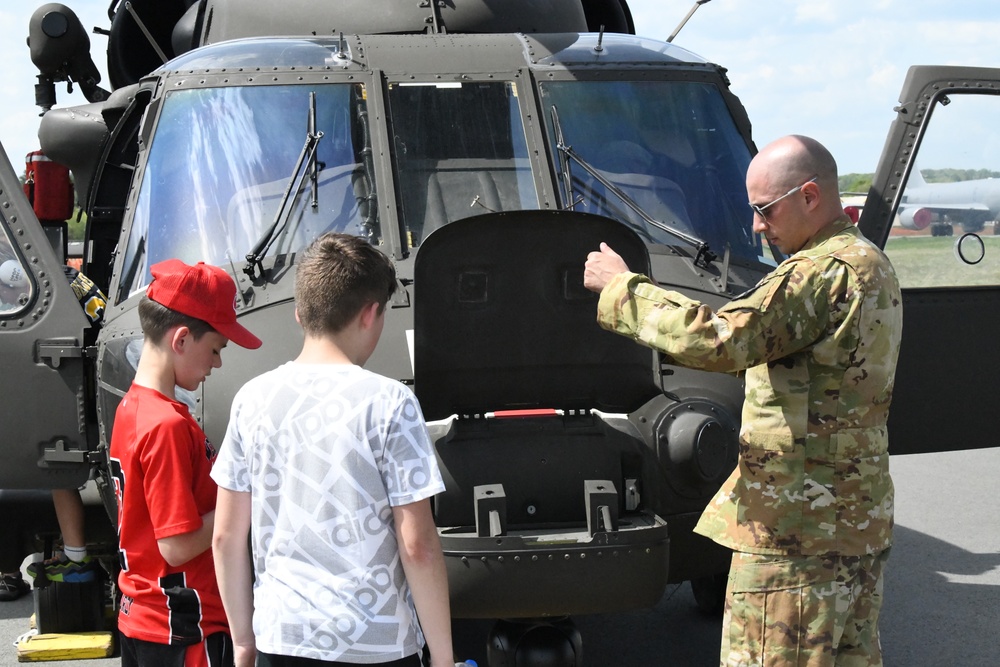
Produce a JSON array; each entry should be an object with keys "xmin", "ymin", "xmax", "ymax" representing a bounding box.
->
[
  {"xmin": 36, "ymin": 338, "xmax": 83, "ymax": 369},
  {"xmin": 43, "ymin": 439, "xmax": 88, "ymax": 464}
]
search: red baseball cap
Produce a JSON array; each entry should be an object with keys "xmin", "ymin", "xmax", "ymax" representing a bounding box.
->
[{"xmin": 146, "ymin": 259, "xmax": 262, "ymax": 349}]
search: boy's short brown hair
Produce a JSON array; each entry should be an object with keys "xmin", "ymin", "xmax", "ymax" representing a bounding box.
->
[
  {"xmin": 138, "ymin": 296, "xmax": 216, "ymax": 344},
  {"xmin": 295, "ymin": 233, "xmax": 397, "ymax": 335}
]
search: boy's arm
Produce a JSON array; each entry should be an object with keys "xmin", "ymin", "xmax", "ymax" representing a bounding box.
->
[
  {"xmin": 157, "ymin": 510, "xmax": 215, "ymax": 567},
  {"xmin": 213, "ymin": 488, "xmax": 256, "ymax": 667},
  {"xmin": 392, "ymin": 499, "xmax": 454, "ymax": 667}
]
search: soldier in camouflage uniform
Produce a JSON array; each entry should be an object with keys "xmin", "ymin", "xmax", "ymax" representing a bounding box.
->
[{"xmin": 584, "ymin": 135, "xmax": 902, "ymax": 667}]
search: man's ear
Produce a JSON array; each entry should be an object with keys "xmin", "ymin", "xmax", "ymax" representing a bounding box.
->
[{"xmin": 802, "ymin": 181, "xmax": 822, "ymax": 209}]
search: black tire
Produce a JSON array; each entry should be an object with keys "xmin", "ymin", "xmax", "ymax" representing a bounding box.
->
[{"xmin": 690, "ymin": 572, "xmax": 728, "ymax": 616}]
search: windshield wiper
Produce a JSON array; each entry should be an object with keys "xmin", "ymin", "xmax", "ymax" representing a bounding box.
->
[
  {"xmin": 244, "ymin": 91, "xmax": 324, "ymax": 280},
  {"xmin": 550, "ymin": 106, "xmax": 577, "ymax": 208},
  {"xmin": 549, "ymin": 105, "xmax": 717, "ymax": 268}
]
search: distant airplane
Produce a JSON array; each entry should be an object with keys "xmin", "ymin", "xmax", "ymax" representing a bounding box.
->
[
  {"xmin": 841, "ymin": 193, "xmax": 867, "ymax": 224},
  {"xmin": 897, "ymin": 167, "xmax": 1000, "ymax": 235}
]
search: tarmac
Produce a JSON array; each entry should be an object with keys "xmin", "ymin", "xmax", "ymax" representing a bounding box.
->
[{"xmin": 1, "ymin": 446, "xmax": 997, "ymax": 666}]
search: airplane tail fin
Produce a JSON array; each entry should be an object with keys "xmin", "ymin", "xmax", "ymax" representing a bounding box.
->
[{"xmin": 909, "ymin": 163, "xmax": 927, "ymax": 186}]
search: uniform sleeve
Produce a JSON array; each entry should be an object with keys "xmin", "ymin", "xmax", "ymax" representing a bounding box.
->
[
  {"xmin": 596, "ymin": 260, "xmax": 844, "ymax": 373},
  {"xmin": 380, "ymin": 388, "xmax": 446, "ymax": 507}
]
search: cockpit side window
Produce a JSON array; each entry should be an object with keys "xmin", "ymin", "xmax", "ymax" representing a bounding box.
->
[
  {"xmin": 0, "ymin": 226, "xmax": 33, "ymax": 316},
  {"xmin": 881, "ymin": 93, "xmax": 1000, "ymax": 288},
  {"xmin": 118, "ymin": 83, "xmax": 373, "ymax": 301}
]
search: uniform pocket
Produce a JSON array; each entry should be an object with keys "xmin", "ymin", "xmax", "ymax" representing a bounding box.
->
[
  {"xmin": 731, "ymin": 555, "xmax": 837, "ymax": 593},
  {"xmin": 745, "ymin": 430, "xmax": 797, "ymax": 452},
  {"xmin": 727, "ymin": 554, "xmax": 838, "ymax": 666}
]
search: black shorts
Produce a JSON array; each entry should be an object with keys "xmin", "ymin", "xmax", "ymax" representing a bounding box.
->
[
  {"xmin": 257, "ymin": 649, "xmax": 423, "ymax": 667},
  {"xmin": 120, "ymin": 631, "xmax": 234, "ymax": 667}
]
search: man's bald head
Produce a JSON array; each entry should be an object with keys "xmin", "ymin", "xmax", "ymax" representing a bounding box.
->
[
  {"xmin": 750, "ymin": 135, "xmax": 839, "ymax": 196},
  {"xmin": 746, "ymin": 135, "xmax": 847, "ymax": 254}
]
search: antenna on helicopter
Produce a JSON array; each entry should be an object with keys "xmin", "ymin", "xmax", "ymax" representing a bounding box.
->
[
  {"xmin": 666, "ymin": 0, "xmax": 712, "ymax": 43},
  {"xmin": 122, "ymin": 1, "xmax": 169, "ymax": 65}
]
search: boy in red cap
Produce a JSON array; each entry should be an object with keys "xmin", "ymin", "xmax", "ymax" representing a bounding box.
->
[{"xmin": 109, "ymin": 259, "xmax": 261, "ymax": 667}]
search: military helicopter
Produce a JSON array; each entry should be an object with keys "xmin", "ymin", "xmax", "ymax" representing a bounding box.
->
[{"xmin": 2, "ymin": 0, "xmax": 998, "ymax": 663}]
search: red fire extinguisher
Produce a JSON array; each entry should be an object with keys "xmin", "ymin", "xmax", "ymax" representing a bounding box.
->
[{"xmin": 24, "ymin": 150, "xmax": 74, "ymax": 222}]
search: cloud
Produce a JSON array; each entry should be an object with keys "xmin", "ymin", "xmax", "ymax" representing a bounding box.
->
[
  {"xmin": 626, "ymin": 0, "xmax": 1000, "ymax": 172},
  {"xmin": 793, "ymin": 1, "xmax": 839, "ymax": 25}
]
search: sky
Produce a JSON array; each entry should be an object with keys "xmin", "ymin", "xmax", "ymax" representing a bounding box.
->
[{"xmin": 1, "ymin": 0, "xmax": 998, "ymax": 177}]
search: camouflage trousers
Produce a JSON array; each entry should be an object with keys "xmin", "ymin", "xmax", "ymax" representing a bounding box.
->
[{"xmin": 720, "ymin": 548, "xmax": 890, "ymax": 667}]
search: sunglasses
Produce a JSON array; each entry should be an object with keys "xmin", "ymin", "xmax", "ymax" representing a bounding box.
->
[{"xmin": 749, "ymin": 176, "xmax": 818, "ymax": 221}]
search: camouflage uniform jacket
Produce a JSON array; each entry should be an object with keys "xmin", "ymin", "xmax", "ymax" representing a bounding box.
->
[{"xmin": 597, "ymin": 216, "xmax": 902, "ymax": 556}]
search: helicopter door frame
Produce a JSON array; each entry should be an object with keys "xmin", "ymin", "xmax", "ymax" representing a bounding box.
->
[
  {"xmin": 0, "ymin": 142, "xmax": 94, "ymax": 489},
  {"xmin": 858, "ymin": 65, "xmax": 1000, "ymax": 455}
]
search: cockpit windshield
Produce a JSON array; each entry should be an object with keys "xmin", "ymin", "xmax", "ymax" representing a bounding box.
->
[
  {"xmin": 539, "ymin": 80, "xmax": 761, "ymax": 263},
  {"xmin": 387, "ymin": 81, "xmax": 538, "ymax": 247},
  {"xmin": 118, "ymin": 83, "xmax": 373, "ymax": 300}
]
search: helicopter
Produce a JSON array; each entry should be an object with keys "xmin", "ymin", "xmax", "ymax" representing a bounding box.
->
[{"xmin": 2, "ymin": 0, "xmax": 998, "ymax": 663}]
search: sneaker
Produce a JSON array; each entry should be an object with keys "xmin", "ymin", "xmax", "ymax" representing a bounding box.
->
[
  {"xmin": 26, "ymin": 554, "xmax": 98, "ymax": 584},
  {"xmin": 0, "ymin": 572, "xmax": 30, "ymax": 601}
]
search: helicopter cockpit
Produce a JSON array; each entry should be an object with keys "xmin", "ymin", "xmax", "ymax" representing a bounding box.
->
[{"xmin": 112, "ymin": 32, "xmax": 765, "ymax": 304}]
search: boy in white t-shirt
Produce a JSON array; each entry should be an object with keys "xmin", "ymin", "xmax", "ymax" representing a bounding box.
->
[{"xmin": 212, "ymin": 233, "xmax": 453, "ymax": 667}]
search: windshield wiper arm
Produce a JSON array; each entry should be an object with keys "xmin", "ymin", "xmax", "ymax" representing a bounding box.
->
[
  {"xmin": 550, "ymin": 106, "xmax": 578, "ymax": 209},
  {"xmin": 244, "ymin": 92, "xmax": 324, "ymax": 280},
  {"xmin": 550, "ymin": 105, "xmax": 717, "ymax": 268}
]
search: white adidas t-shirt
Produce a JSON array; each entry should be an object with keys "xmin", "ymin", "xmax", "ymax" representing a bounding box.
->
[{"xmin": 212, "ymin": 362, "xmax": 446, "ymax": 662}]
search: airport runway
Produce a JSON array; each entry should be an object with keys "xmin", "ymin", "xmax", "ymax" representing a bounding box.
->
[{"xmin": 2, "ymin": 447, "xmax": 997, "ymax": 666}]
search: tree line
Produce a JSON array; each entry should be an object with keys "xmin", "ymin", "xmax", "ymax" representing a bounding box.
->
[{"xmin": 840, "ymin": 168, "xmax": 1000, "ymax": 196}]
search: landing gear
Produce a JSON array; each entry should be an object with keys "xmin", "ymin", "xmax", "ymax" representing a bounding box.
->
[
  {"xmin": 487, "ymin": 617, "xmax": 583, "ymax": 667},
  {"xmin": 930, "ymin": 221, "xmax": 954, "ymax": 237},
  {"xmin": 690, "ymin": 572, "xmax": 728, "ymax": 615}
]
